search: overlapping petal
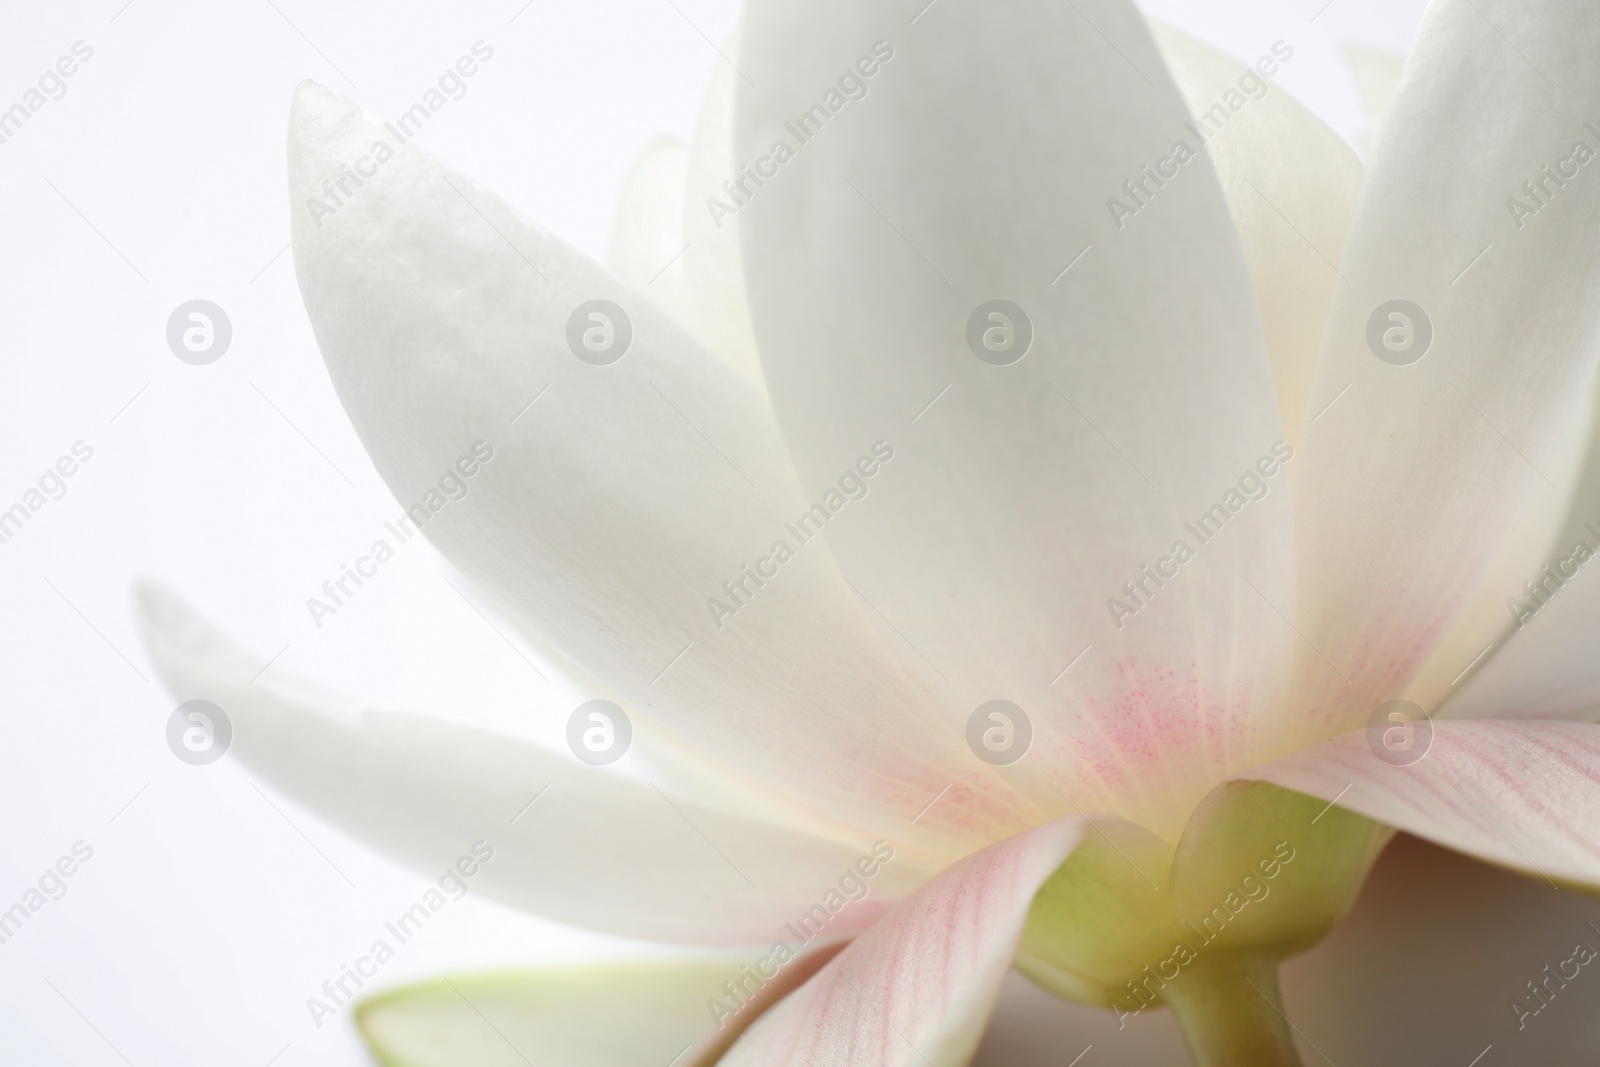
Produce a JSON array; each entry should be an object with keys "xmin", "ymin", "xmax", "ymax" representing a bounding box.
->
[
  {"xmin": 138, "ymin": 583, "xmax": 929, "ymax": 945},
  {"xmin": 1244, "ymin": 720, "xmax": 1600, "ymax": 888},
  {"xmin": 1441, "ymin": 385, "xmax": 1600, "ymax": 721},
  {"xmin": 720, "ymin": 818, "xmax": 1085, "ymax": 1067},
  {"xmin": 1290, "ymin": 0, "xmax": 1600, "ymax": 736},
  {"xmin": 286, "ymin": 81, "xmax": 1038, "ymax": 858},
  {"xmin": 604, "ymin": 136, "xmax": 692, "ymax": 321},
  {"xmin": 1340, "ymin": 43, "xmax": 1407, "ymax": 159},
  {"xmin": 1151, "ymin": 22, "xmax": 1363, "ymax": 451},
  {"xmin": 676, "ymin": 37, "xmax": 767, "ymax": 392},
  {"xmin": 1397, "ymin": 374, "xmax": 1595, "ymax": 714},
  {"xmin": 735, "ymin": 0, "xmax": 1297, "ymax": 839}
]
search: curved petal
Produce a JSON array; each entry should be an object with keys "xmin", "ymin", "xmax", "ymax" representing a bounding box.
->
[
  {"xmin": 720, "ymin": 818, "xmax": 1085, "ymax": 1067},
  {"xmin": 676, "ymin": 31, "xmax": 766, "ymax": 392},
  {"xmin": 1290, "ymin": 0, "xmax": 1600, "ymax": 738},
  {"xmin": 286, "ymin": 82, "xmax": 1038, "ymax": 857},
  {"xmin": 1243, "ymin": 721, "xmax": 1600, "ymax": 889},
  {"xmin": 1441, "ymin": 379, "xmax": 1600, "ymax": 721},
  {"xmin": 604, "ymin": 136, "xmax": 692, "ymax": 320},
  {"xmin": 357, "ymin": 953, "xmax": 841, "ymax": 1067},
  {"xmin": 1399, "ymin": 370, "xmax": 1595, "ymax": 714},
  {"xmin": 136, "ymin": 583, "xmax": 930, "ymax": 945},
  {"xmin": 1151, "ymin": 21, "xmax": 1364, "ymax": 451},
  {"xmin": 1340, "ymin": 43, "xmax": 1407, "ymax": 158},
  {"xmin": 734, "ymin": 0, "xmax": 1300, "ymax": 841}
]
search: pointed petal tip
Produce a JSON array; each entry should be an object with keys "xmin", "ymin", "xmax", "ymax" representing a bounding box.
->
[
  {"xmin": 133, "ymin": 578, "xmax": 197, "ymax": 651},
  {"xmin": 132, "ymin": 580, "xmax": 263, "ymax": 697},
  {"xmin": 287, "ymin": 80, "xmax": 386, "ymax": 206},
  {"xmin": 289, "ymin": 78, "xmax": 351, "ymax": 128},
  {"xmin": 135, "ymin": 578, "xmax": 222, "ymax": 646}
]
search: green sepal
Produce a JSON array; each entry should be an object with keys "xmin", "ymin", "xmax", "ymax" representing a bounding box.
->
[
  {"xmin": 1018, "ymin": 780, "xmax": 1392, "ymax": 1015},
  {"xmin": 1169, "ymin": 779, "xmax": 1394, "ymax": 957}
]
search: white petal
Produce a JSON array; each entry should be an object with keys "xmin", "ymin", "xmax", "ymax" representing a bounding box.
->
[
  {"xmin": 287, "ymin": 82, "xmax": 1037, "ymax": 856},
  {"xmin": 1439, "ymin": 380, "xmax": 1600, "ymax": 721},
  {"xmin": 1152, "ymin": 21, "xmax": 1364, "ymax": 451},
  {"xmin": 734, "ymin": 1, "xmax": 1296, "ymax": 838},
  {"xmin": 1340, "ymin": 43, "xmax": 1407, "ymax": 158},
  {"xmin": 1401, "ymin": 372, "xmax": 1595, "ymax": 714},
  {"xmin": 1290, "ymin": 0, "xmax": 1600, "ymax": 737},
  {"xmin": 1244, "ymin": 720, "xmax": 1600, "ymax": 888},
  {"xmin": 137, "ymin": 583, "xmax": 931, "ymax": 945},
  {"xmin": 604, "ymin": 136, "xmax": 692, "ymax": 319},
  {"xmin": 676, "ymin": 35, "xmax": 767, "ymax": 392},
  {"xmin": 721, "ymin": 819, "xmax": 1085, "ymax": 1067}
]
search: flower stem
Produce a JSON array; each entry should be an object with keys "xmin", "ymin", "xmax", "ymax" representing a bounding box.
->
[{"xmin": 1161, "ymin": 952, "xmax": 1304, "ymax": 1067}]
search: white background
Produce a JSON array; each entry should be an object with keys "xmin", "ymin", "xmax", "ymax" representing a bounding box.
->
[{"xmin": 0, "ymin": 1, "xmax": 1429, "ymax": 1063}]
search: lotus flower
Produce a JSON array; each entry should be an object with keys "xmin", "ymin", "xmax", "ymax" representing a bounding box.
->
[{"xmin": 138, "ymin": 0, "xmax": 1600, "ymax": 1064}]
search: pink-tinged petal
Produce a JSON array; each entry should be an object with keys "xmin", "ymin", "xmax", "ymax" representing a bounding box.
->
[
  {"xmin": 1290, "ymin": 0, "xmax": 1600, "ymax": 737},
  {"xmin": 736, "ymin": 0, "xmax": 1298, "ymax": 843},
  {"xmin": 1243, "ymin": 721, "xmax": 1600, "ymax": 887},
  {"xmin": 720, "ymin": 818, "xmax": 1085, "ymax": 1067}
]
